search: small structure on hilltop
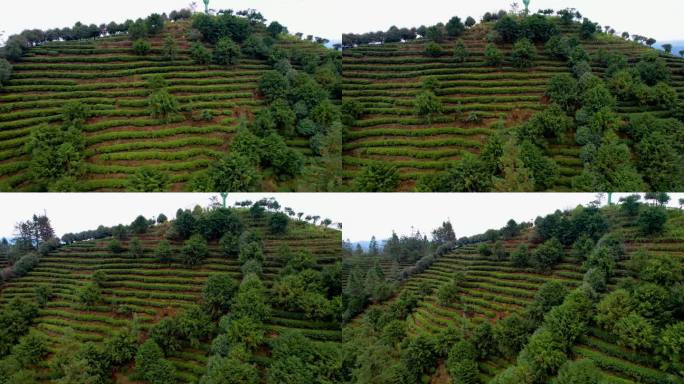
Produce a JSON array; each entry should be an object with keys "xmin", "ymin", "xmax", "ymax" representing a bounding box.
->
[
  {"xmin": 203, "ymin": 0, "xmax": 210, "ymax": 14},
  {"xmin": 220, "ymin": 192, "xmax": 228, "ymax": 208},
  {"xmin": 523, "ymin": 0, "xmax": 531, "ymax": 15}
]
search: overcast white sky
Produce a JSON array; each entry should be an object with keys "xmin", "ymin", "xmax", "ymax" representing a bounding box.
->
[
  {"xmin": 2, "ymin": 193, "xmax": 681, "ymax": 243},
  {"xmin": 338, "ymin": 193, "xmax": 684, "ymax": 243},
  {"xmin": 342, "ymin": 0, "xmax": 683, "ymax": 42},
  {"xmin": 0, "ymin": 0, "xmax": 343, "ymax": 44},
  {"xmin": 0, "ymin": 193, "xmax": 344, "ymax": 239}
]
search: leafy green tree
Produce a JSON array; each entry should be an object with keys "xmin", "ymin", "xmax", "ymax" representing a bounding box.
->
[
  {"xmin": 145, "ymin": 13, "xmax": 165, "ymax": 35},
  {"xmin": 579, "ymin": 18, "xmax": 598, "ymax": 39},
  {"xmin": 130, "ymin": 215, "xmax": 149, "ymax": 234},
  {"xmin": 636, "ymin": 131, "xmax": 681, "ymax": 191},
  {"xmin": 259, "ymin": 71, "xmax": 289, "ymax": 102},
  {"xmin": 261, "ymin": 134, "xmax": 305, "ymax": 180},
  {"xmin": 127, "ymin": 168, "xmax": 170, "ymax": 192},
  {"xmin": 414, "ymin": 91, "xmax": 443, "ymax": 122},
  {"xmin": 511, "ymin": 243, "xmax": 530, "ymax": 267},
  {"xmin": 77, "ymin": 282, "xmax": 102, "ymax": 309},
  {"xmin": 546, "ymin": 74, "xmax": 580, "ymax": 113},
  {"xmin": 108, "ymin": 239, "xmax": 124, "ymax": 253},
  {"xmin": 267, "ymin": 21, "xmax": 287, "ymax": 37},
  {"xmin": 202, "ymin": 274, "xmax": 238, "ymax": 318},
  {"xmin": 181, "ymin": 234, "xmax": 209, "ymax": 266},
  {"xmin": 485, "ymin": 43, "xmax": 504, "ymax": 66},
  {"xmin": 631, "ymin": 283, "xmax": 670, "ymax": 320},
  {"xmin": 424, "ymin": 42, "xmax": 443, "ymax": 57},
  {"xmin": 570, "ymin": 235, "xmax": 594, "ymax": 261},
  {"xmin": 132, "ymin": 38, "xmax": 151, "ymax": 55},
  {"xmin": 585, "ymin": 245, "xmax": 616, "ymax": 279},
  {"xmin": 154, "ymin": 240, "xmax": 173, "ymax": 262},
  {"xmin": 519, "ymin": 141, "xmax": 558, "ymax": 191},
  {"xmin": 269, "ymin": 212, "xmax": 289, "ymax": 234},
  {"xmin": 33, "ymin": 285, "xmax": 53, "ymax": 307},
  {"xmin": 128, "ymin": 19, "xmax": 148, "ymax": 40},
  {"xmin": 614, "ymin": 312, "xmax": 655, "ymax": 350},
  {"xmin": 128, "ymin": 237, "xmax": 143, "ymax": 258},
  {"xmin": 528, "ymin": 281, "xmax": 568, "ymax": 322},
  {"xmin": 656, "ymin": 322, "xmax": 684, "ymax": 374},
  {"xmin": 490, "ymin": 364, "xmax": 535, "ymax": 384},
  {"xmin": 26, "ymin": 119, "xmax": 86, "ymax": 191},
  {"xmin": 445, "ymin": 153, "xmax": 493, "ymax": 192},
  {"xmin": 242, "ymin": 35, "xmax": 269, "ymax": 59},
  {"xmin": 638, "ymin": 206, "xmax": 667, "ymax": 235},
  {"xmin": 12, "ymin": 332, "xmax": 49, "ymax": 367},
  {"xmin": 445, "ymin": 16, "xmax": 465, "ymax": 37},
  {"xmin": 402, "ymin": 336, "xmax": 437, "ymax": 379},
  {"xmin": 530, "ymin": 238, "xmax": 563, "ymax": 272},
  {"xmin": 148, "ymin": 87, "xmax": 179, "ymax": 122},
  {"xmin": 510, "ymin": 38, "xmax": 537, "ymax": 69},
  {"xmin": 213, "ymin": 37, "xmax": 241, "ymax": 66},
  {"xmin": 218, "ymin": 232, "xmax": 239, "ymax": 258},
  {"xmin": 544, "ymin": 290, "xmax": 593, "ymax": 347},
  {"xmin": 636, "ymin": 52, "xmax": 669, "ymax": 86},
  {"xmin": 353, "ymin": 163, "xmax": 400, "ymax": 192},
  {"xmin": 518, "ymin": 104, "xmax": 573, "ymax": 146},
  {"xmin": 231, "ymin": 274, "xmax": 271, "ymax": 322},
  {"xmin": 595, "ymin": 289, "xmax": 632, "ymax": 331},
  {"xmin": 453, "ymin": 40, "xmax": 469, "ymax": 63},
  {"xmin": 552, "ymin": 359, "xmax": 602, "ymax": 384},
  {"xmin": 494, "ymin": 15, "xmax": 521, "ymax": 43},
  {"xmin": 135, "ymin": 340, "xmax": 176, "ymax": 384},
  {"xmin": 640, "ymin": 254, "xmax": 683, "ymax": 286},
  {"xmin": 238, "ymin": 241, "xmax": 264, "ymax": 266},
  {"xmin": 426, "ymin": 25, "xmax": 446, "ymax": 42},
  {"xmin": 421, "ymin": 77, "xmax": 440, "ymax": 93},
  {"xmin": 190, "ymin": 42, "xmax": 212, "ymax": 64},
  {"xmin": 225, "ymin": 315, "xmax": 266, "ymax": 351},
  {"xmin": 0, "ymin": 59, "xmax": 12, "ymax": 87},
  {"xmin": 448, "ymin": 358, "xmax": 479, "ymax": 384},
  {"xmin": 104, "ymin": 330, "xmax": 138, "ymax": 366},
  {"xmin": 437, "ymin": 280, "xmax": 460, "ymax": 306},
  {"xmin": 465, "ymin": 17, "xmax": 476, "ymax": 28},
  {"xmin": 161, "ymin": 35, "xmax": 178, "ymax": 61},
  {"xmin": 149, "ymin": 317, "xmax": 182, "ymax": 354},
  {"xmin": 341, "ymin": 99, "xmax": 363, "ymax": 126},
  {"xmin": 517, "ymin": 329, "xmax": 567, "ymax": 383},
  {"xmin": 573, "ymin": 132, "xmax": 646, "ymax": 192},
  {"xmin": 545, "ymin": 35, "xmax": 571, "ymax": 60},
  {"xmin": 381, "ymin": 320, "xmax": 407, "ymax": 347},
  {"xmin": 199, "ymin": 356, "xmax": 259, "ymax": 384},
  {"xmin": 193, "ymin": 152, "xmax": 261, "ymax": 192},
  {"xmin": 619, "ymin": 194, "xmax": 641, "ymax": 217},
  {"xmin": 494, "ymin": 313, "xmax": 533, "ymax": 357}
]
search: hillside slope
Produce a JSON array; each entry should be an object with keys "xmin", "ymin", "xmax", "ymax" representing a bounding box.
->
[
  {"xmin": 0, "ymin": 13, "xmax": 341, "ymax": 192},
  {"xmin": 342, "ymin": 201, "xmax": 684, "ymax": 384},
  {"xmin": 342, "ymin": 19, "xmax": 684, "ymax": 191},
  {"xmin": 0, "ymin": 205, "xmax": 342, "ymax": 383}
]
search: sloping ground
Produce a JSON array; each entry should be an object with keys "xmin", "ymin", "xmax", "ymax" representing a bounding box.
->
[
  {"xmin": 342, "ymin": 255, "xmax": 413, "ymax": 288},
  {"xmin": 0, "ymin": 21, "xmax": 328, "ymax": 191},
  {"xmin": 383, "ymin": 211, "xmax": 683, "ymax": 383},
  {"xmin": 342, "ymin": 23, "xmax": 684, "ymax": 191},
  {"xmin": 0, "ymin": 214, "xmax": 342, "ymax": 383}
]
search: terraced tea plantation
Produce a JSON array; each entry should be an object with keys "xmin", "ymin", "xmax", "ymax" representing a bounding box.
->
[
  {"xmin": 0, "ymin": 207, "xmax": 342, "ymax": 383},
  {"xmin": 343, "ymin": 202, "xmax": 684, "ymax": 384},
  {"xmin": 0, "ymin": 19, "xmax": 335, "ymax": 191},
  {"xmin": 342, "ymin": 23, "xmax": 684, "ymax": 191}
]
